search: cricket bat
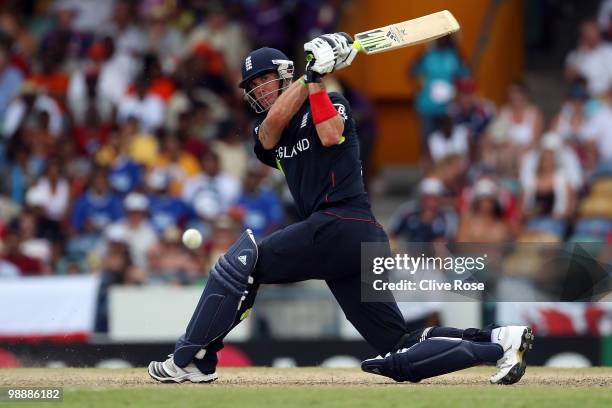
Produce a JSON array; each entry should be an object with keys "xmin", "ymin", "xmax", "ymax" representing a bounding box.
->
[{"xmin": 352, "ymin": 10, "xmax": 460, "ymax": 55}]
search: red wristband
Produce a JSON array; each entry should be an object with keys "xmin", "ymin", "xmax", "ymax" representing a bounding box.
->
[{"xmin": 309, "ymin": 91, "xmax": 337, "ymax": 124}]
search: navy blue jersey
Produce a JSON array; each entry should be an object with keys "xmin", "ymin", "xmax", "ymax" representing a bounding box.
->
[{"xmin": 253, "ymin": 92, "xmax": 369, "ymax": 219}]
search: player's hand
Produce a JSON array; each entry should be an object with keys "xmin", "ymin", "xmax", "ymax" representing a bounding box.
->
[
  {"xmin": 321, "ymin": 32, "xmax": 358, "ymax": 71},
  {"xmin": 304, "ymin": 37, "xmax": 336, "ymax": 82}
]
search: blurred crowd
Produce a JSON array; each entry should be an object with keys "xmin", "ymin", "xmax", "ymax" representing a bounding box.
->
[
  {"xmin": 0, "ymin": 0, "xmax": 347, "ymax": 286},
  {"xmin": 389, "ymin": 11, "xmax": 612, "ymax": 255},
  {"xmin": 2, "ymin": 0, "xmax": 612, "ymax": 302}
]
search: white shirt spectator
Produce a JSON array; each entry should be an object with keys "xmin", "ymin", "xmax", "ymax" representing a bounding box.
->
[
  {"xmin": 117, "ymin": 93, "xmax": 165, "ymax": 134},
  {"xmin": 67, "ymin": 68, "xmax": 114, "ymax": 124},
  {"xmin": 98, "ymin": 53, "xmax": 141, "ymax": 108},
  {"xmin": 520, "ymin": 140, "xmax": 584, "ymax": 192},
  {"xmin": 27, "ymin": 177, "xmax": 71, "ymax": 221},
  {"xmin": 2, "ymin": 94, "xmax": 63, "ymax": 139},
  {"xmin": 428, "ymin": 125, "xmax": 469, "ymax": 162},
  {"xmin": 583, "ymin": 104, "xmax": 612, "ymax": 161},
  {"xmin": 566, "ymin": 43, "xmax": 612, "ymax": 96},
  {"xmin": 104, "ymin": 221, "xmax": 158, "ymax": 271},
  {"xmin": 182, "ymin": 172, "xmax": 241, "ymax": 213}
]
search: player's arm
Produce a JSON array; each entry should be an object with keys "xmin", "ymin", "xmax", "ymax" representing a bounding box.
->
[
  {"xmin": 307, "ymin": 82, "xmax": 344, "ymax": 146},
  {"xmin": 259, "ymin": 79, "xmax": 309, "ymax": 150},
  {"xmin": 303, "ymin": 33, "xmax": 356, "ymax": 147}
]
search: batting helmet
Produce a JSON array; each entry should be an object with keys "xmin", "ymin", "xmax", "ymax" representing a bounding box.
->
[{"xmin": 239, "ymin": 47, "xmax": 294, "ymax": 113}]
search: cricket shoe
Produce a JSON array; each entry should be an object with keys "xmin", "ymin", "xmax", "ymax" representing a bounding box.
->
[
  {"xmin": 361, "ymin": 351, "xmax": 406, "ymax": 382},
  {"xmin": 489, "ymin": 326, "xmax": 534, "ymax": 385},
  {"xmin": 148, "ymin": 354, "xmax": 218, "ymax": 384}
]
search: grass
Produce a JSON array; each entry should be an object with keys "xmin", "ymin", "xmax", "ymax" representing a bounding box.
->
[{"xmin": 1, "ymin": 367, "xmax": 610, "ymax": 408}]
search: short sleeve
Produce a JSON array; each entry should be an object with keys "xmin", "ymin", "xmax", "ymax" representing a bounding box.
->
[{"xmin": 252, "ymin": 120, "xmax": 278, "ymax": 168}]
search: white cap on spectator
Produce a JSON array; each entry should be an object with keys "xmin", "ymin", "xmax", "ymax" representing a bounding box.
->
[
  {"xmin": 473, "ymin": 178, "xmax": 498, "ymax": 199},
  {"xmin": 540, "ymin": 132, "xmax": 562, "ymax": 152},
  {"xmin": 25, "ymin": 187, "xmax": 46, "ymax": 208},
  {"xmin": 106, "ymin": 223, "xmax": 129, "ymax": 243},
  {"xmin": 193, "ymin": 191, "xmax": 221, "ymax": 219},
  {"xmin": 419, "ymin": 177, "xmax": 445, "ymax": 196},
  {"xmin": 147, "ymin": 169, "xmax": 169, "ymax": 191},
  {"xmin": 124, "ymin": 192, "xmax": 149, "ymax": 212}
]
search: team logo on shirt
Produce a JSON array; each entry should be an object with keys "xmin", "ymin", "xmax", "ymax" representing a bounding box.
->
[
  {"xmin": 334, "ymin": 103, "xmax": 348, "ymax": 121},
  {"xmin": 300, "ymin": 113, "xmax": 309, "ymax": 128},
  {"xmin": 276, "ymin": 138, "xmax": 310, "ymax": 159}
]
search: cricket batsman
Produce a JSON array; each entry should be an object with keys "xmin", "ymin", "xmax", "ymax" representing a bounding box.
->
[{"xmin": 148, "ymin": 33, "xmax": 533, "ymax": 385}]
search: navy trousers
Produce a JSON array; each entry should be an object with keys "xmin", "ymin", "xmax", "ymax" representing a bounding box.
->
[{"xmin": 196, "ymin": 204, "xmax": 408, "ymax": 371}]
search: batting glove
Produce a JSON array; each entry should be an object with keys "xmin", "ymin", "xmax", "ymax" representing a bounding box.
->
[
  {"xmin": 321, "ymin": 32, "xmax": 358, "ymax": 71},
  {"xmin": 304, "ymin": 37, "xmax": 337, "ymax": 82}
]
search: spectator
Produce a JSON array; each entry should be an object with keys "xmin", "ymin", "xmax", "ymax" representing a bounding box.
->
[
  {"xmin": 456, "ymin": 178, "xmax": 513, "ymax": 243},
  {"xmin": 565, "ymin": 19, "xmax": 612, "ymax": 97},
  {"xmin": 184, "ymin": 8, "xmax": 249, "ymax": 79},
  {"xmin": 447, "ymin": 76, "xmax": 495, "ymax": 150},
  {"xmin": 103, "ymin": 192, "xmax": 158, "ymax": 271},
  {"xmin": 388, "ymin": 177, "xmax": 457, "ymax": 246},
  {"xmin": 5, "ymin": 138, "xmax": 39, "ymax": 205},
  {"xmin": 427, "ymin": 114, "xmax": 470, "ymax": 164},
  {"xmin": 235, "ymin": 162, "xmax": 284, "ymax": 240},
  {"xmin": 138, "ymin": 53, "xmax": 175, "ymax": 102},
  {"xmin": 521, "ymin": 132, "xmax": 584, "ymax": 193},
  {"xmin": 102, "ymin": 0, "xmax": 146, "ymax": 56},
  {"xmin": 146, "ymin": 168, "xmax": 193, "ymax": 234},
  {"xmin": 70, "ymin": 166, "xmax": 123, "ymax": 234},
  {"xmin": 71, "ymin": 104, "xmax": 112, "ymax": 156},
  {"xmin": 96, "ymin": 36, "xmax": 141, "ymax": 113},
  {"xmin": 153, "ymin": 134, "xmax": 200, "ymax": 197},
  {"xmin": 521, "ymin": 142, "xmax": 576, "ymax": 237},
  {"xmin": 14, "ymin": 210, "xmax": 52, "ymax": 275},
  {"xmin": 1, "ymin": 224, "xmax": 45, "ymax": 275},
  {"xmin": 67, "ymin": 41, "xmax": 113, "ymax": 125},
  {"xmin": 141, "ymin": 5, "xmax": 183, "ymax": 73},
  {"xmin": 411, "ymin": 36, "xmax": 469, "ymax": 145},
  {"xmin": 2, "ymin": 82, "xmax": 63, "ymax": 139},
  {"xmin": 483, "ymin": 81, "xmax": 543, "ymax": 178},
  {"xmin": 117, "ymin": 75, "xmax": 165, "ymax": 134},
  {"xmin": 212, "ymin": 120, "xmax": 249, "ymax": 182},
  {"xmin": 581, "ymin": 88, "xmax": 612, "ymax": 174},
  {"xmin": 182, "ymin": 150, "xmax": 241, "ymax": 212},
  {"xmin": 551, "ymin": 79, "xmax": 597, "ymax": 144},
  {"xmin": 0, "ymin": 40, "xmax": 24, "ymax": 120},
  {"xmin": 27, "ymin": 158, "xmax": 70, "ymax": 222},
  {"xmin": 95, "ymin": 128, "xmax": 145, "ymax": 195}
]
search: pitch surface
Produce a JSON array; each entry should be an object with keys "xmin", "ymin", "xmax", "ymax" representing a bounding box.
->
[{"xmin": 1, "ymin": 367, "xmax": 610, "ymax": 407}]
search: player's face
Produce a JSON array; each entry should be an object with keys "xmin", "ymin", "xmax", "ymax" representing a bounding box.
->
[{"xmin": 250, "ymin": 72, "xmax": 281, "ymax": 110}]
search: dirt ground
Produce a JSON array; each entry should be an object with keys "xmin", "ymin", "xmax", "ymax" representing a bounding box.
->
[{"xmin": 1, "ymin": 367, "xmax": 610, "ymax": 388}]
